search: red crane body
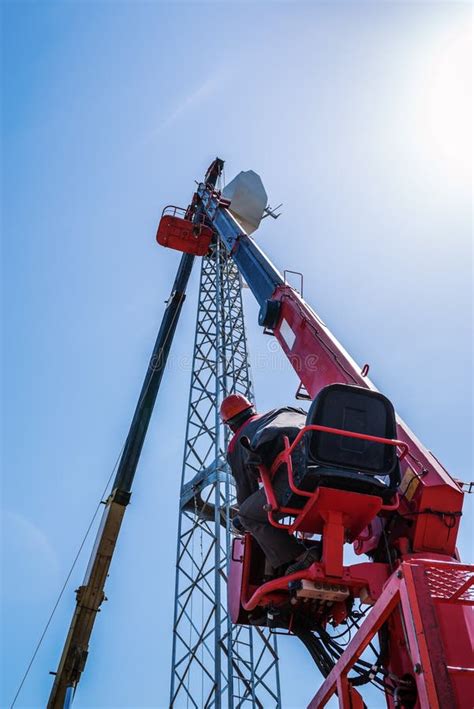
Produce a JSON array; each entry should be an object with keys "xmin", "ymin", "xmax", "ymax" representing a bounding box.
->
[
  {"xmin": 47, "ymin": 158, "xmax": 472, "ymax": 709},
  {"xmin": 268, "ymin": 287, "xmax": 472, "ymax": 708},
  {"xmin": 157, "ymin": 160, "xmax": 473, "ymax": 708},
  {"xmin": 270, "ymin": 282, "xmax": 463, "ymax": 557}
]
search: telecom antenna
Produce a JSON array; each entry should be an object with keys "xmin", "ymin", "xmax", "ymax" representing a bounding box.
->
[{"xmin": 170, "ymin": 238, "xmax": 281, "ymax": 708}]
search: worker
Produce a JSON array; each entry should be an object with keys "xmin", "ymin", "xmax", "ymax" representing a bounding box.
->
[{"xmin": 221, "ymin": 393, "xmax": 321, "ymax": 576}]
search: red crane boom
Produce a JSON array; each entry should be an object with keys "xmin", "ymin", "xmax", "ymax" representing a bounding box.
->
[{"xmin": 157, "ymin": 158, "xmax": 473, "ymax": 708}]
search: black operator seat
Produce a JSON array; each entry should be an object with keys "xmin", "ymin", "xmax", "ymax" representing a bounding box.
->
[{"xmin": 283, "ymin": 384, "xmax": 401, "ymax": 507}]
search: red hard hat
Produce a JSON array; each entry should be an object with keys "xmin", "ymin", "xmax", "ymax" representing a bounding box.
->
[{"xmin": 220, "ymin": 393, "xmax": 253, "ymax": 423}]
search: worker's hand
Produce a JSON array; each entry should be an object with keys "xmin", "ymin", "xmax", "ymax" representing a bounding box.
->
[{"xmin": 231, "ymin": 515, "xmax": 245, "ymax": 535}]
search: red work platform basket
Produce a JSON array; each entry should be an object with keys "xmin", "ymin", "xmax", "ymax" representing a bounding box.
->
[{"xmin": 156, "ymin": 206, "xmax": 213, "ymax": 257}]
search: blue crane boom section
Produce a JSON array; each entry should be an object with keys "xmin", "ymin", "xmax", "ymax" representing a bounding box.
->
[{"xmin": 196, "ymin": 180, "xmax": 284, "ymax": 305}]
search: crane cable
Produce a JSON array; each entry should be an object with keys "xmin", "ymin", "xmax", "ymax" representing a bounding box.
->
[
  {"xmin": 10, "ymin": 445, "xmax": 125, "ymax": 708},
  {"xmin": 11, "ymin": 261, "xmax": 192, "ymax": 707},
  {"xmin": 293, "ymin": 615, "xmax": 392, "ymax": 698}
]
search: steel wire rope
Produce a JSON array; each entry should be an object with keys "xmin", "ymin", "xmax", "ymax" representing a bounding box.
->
[
  {"xmin": 11, "ymin": 272, "xmax": 188, "ymax": 707},
  {"xmin": 301, "ymin": 620, "xmax": 390, "ymax": 696},
  {"xmin": 9, "ymin": 443, "xmax": 125, "ymax": 709},
  {"xmin": 324, "ymin": 628, "xmax": 391, "ymax": 695}
]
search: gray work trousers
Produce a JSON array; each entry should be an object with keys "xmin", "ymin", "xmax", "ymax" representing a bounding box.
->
[{"xmin": 238, "ymin": 468, "xmax": 305, "ymax": 568}]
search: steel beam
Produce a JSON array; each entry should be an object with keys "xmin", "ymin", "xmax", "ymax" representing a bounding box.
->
[{"xmin": 170, "ymin": 241, "xmax": 281, "ymax": 707}]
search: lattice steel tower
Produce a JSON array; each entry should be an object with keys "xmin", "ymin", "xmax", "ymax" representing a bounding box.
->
[{"xmin": 170, "ymin": 238, "xmax": 281, "ymax": 708}]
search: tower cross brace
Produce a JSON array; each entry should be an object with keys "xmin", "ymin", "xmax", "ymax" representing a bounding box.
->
[{"xmin": 170, "ymin": 239, "xmax": 281, "ymax": 708}]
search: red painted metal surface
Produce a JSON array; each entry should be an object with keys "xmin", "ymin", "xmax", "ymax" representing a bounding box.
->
[
  {"xmin": 277, "ymin": 424, "xmax": 409, "ymax": 463},
  {"xmin": 156, "ymin": 206, "xmax": 213, "ymax": 256},
  {"xmin": 307, "ymin": 559, "xmax": 474, "ymax": 709},
  {"xmin": 220, "ymin": 193, "xmax": 469, "ymax": 704},
  {"xmin": 239, "ymin": 556, "xmax": 389, "ymax": 612},
  {"xmin": 159, "ymin": 161, "xmax": 472, "ymax": 708},
  {"xmin": 256, "ymin": 425, "xmax": 401, "ymax": 541},
  {"xmin": 228, "ymin": 537, "xmax": 250, "ymax": 624},
  {"xmin": 270, "ymin": 285, "xmax": 463, "ymax": 556},
  {"xmin": 227, "ymin": 411, "xmax": 472, "ymax": 707},
  {"xmin": 353, "ymin": 516, "xmax": 384, "ymax": 555},
  {"xmin": 308, "ymin": 568, "xmax": 403, "ymax": 709},
  {"xmin": 266, "ymin": 286, "xmax": 474, "ymax": 709},
  {"xmin": 289, "ymin": 488, "xmax": 382, "ymax": 538}
]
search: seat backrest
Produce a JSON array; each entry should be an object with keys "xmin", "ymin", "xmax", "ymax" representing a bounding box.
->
[{"xmin": 305, "ymin": 384, "xmax": 400, "ymax": 486}]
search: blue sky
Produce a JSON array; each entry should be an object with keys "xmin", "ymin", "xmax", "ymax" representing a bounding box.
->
[{"xmin": 1, "ymin": 2, "xmax": 472, "ymax": 708}]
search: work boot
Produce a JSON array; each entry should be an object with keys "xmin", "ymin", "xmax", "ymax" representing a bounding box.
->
[
  {"xmin": 285, "ymin": 544, "xmax": 322, "ymax": 576},
  {"xmin": 248, "ymin": 611, "xmax": 267, "ymax": 626}
]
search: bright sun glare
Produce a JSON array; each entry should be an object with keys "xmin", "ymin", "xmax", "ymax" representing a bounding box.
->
[{"xmin": 416, "ymin": 17, "xmax": 472, "ymax": 182}]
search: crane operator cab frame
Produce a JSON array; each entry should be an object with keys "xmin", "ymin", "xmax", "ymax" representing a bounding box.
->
[
  {"xmin": 49, "ymin": 158, "xmax": 473, "ymax": 709},
  {"xmin": 228, "ymin": 383, "xmax": 406, "ymax": 631}
]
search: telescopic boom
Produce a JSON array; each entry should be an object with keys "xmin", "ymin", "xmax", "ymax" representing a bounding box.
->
[{"xmin": 47, "ymin": 254, "xmax": 194, "ymax": 707}]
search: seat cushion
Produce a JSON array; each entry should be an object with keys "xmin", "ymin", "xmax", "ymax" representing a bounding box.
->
[{"xmin": 278, "ymin": 465, "xmax": 396, "ymax": 507}]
